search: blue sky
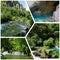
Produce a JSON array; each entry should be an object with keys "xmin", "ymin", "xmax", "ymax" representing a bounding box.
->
[{"xmin": 18, "ymin": 0, "xmax": 29, "ymax": 11}]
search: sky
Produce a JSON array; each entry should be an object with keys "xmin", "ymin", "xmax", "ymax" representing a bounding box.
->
[
  {"xmin": 18, "ymin": 0, "xmax": 29, "ymax": 11},
  {"xmin": 27, "ymin": 1, "xmax": 35, "ymax": 8}
]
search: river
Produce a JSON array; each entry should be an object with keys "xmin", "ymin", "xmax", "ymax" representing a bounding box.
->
[{"xmin": 1, "ymin": 21, "xmax": 29, "ymax": 36}]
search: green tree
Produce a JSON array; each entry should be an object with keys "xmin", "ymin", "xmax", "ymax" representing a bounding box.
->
[{"xmin": 43, "ymin": 37, "xmax": 54, "ymax": 48}]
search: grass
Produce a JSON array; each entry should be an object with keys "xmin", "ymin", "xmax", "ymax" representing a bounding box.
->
[{"xmin": 1, "ymin": 55, "xmax": 33, "ymax": 59}]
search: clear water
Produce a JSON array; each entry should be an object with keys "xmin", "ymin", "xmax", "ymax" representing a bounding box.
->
[
  {"xmin": 1, "ymin": 21, "xmax": 29, "ymax": 36},
  {"xmin": 33, "ymin": 14, "xmax": 52, "ymax": 22},
  {"xmin": 50, "ymin": 46, "xmax": 59, "ymax": 52}
]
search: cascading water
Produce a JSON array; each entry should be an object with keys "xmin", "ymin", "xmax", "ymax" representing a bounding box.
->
[{"xmin": 49, "ymin": 4, "xmax": 59, "ymax": 22}]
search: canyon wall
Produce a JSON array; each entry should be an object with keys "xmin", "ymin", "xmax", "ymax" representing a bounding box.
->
[{"xmin": 29, "ymin": 1, "xmax": 59, "ymax": 15}]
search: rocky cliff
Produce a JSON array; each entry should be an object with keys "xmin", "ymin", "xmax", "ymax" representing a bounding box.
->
[
  {"xmin": 30, "ymin": 1, "xmax": 59, "ymax": 15},
  {"xmin": 1, "ymin": 1, "xmax": 24, "ymax": 11}
]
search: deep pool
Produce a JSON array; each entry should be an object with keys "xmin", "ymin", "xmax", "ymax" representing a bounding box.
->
[{"xmin": 33, "ymin": 14, "xmax": 52, "ymax": 22}]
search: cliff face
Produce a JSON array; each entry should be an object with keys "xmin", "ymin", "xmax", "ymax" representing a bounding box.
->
[
  {"xmin": 2, "ymin": 1, "xmax": 19, "ymax": 6},
  {"xmin": 30, "ymin": 1, "xmax": 59, "ymax": 15},
  {"xmin": 1, "ymin": 1, "xmax": 23, "ymax": 11},
  {"xmin": 1, "ymin": 1, "xmax": 27, "ymax": 23}
]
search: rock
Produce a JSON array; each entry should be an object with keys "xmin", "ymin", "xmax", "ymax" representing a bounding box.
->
[
  {"xmin": 34, "ymin": 11, "xmax": 41, "ymax": 15},
  {"xmin": 29, "ymin": 1, "xmax": 59, "ymax": 15}
]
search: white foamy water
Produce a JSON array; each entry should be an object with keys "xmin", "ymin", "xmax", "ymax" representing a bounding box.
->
[
  {"xmin": 52, "ymin": 5, "xmax": 59, "ymax": 22},
  {"xmin": 49, "ymin": 4, "xmax": 59, "ymax": 22},
  {"xmin": 31, "ymin": 51, "xmax": 41, "ymax": 60},
  {"xmin": 2, "ymin": 51, "xmax": 9, "ymax": 55}
]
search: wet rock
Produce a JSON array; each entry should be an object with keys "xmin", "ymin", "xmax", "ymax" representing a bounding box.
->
[{"xmin": 30, "ymin": 1, "xmax": 59, "ymax": 15}]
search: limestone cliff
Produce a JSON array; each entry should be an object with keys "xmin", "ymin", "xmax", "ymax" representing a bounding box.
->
[
  {"xmin": 30, "ymin": 1, "xmax": 59, "ymax": 15},
  {"xmin": 1, "ymin": 1, "xmax": 24, "ymax": 11}
]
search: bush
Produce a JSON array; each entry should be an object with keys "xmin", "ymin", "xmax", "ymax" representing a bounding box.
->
[
  {"xmin": 38, "ymin": 46, "xmax": 49, "ymax": 52},
  {"xmin": 43, "ymin": 37, "xmax": 54, "ymax": 48},
  {"xmin": 49, "ymin": 50, "xmax": 59, "ymax": 58}
]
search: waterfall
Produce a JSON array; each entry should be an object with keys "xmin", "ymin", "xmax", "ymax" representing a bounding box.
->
[{"xmin": 49, "ymin": 4, "xmax": 59, "ymax": 22}]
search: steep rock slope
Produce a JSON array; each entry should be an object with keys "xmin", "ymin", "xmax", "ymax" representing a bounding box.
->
[{"xmin": 30, "ymin": 1, "xmax": 59, "ymax": 15}]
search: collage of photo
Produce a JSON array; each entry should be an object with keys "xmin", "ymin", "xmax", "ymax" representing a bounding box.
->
[{"xmin": 0, "ymin": 0, "xmax": 60, "ymax": 60}]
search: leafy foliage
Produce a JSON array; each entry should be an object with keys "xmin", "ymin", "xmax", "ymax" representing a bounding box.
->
[
  {"xmin": 1, "ymin": 38, "xmax": 31, "ymax": 56},
  {"xmin": 27, "ymin": 24, "xmax": 59, "ymax": 58},
  {"xmin": 1, "ymin": 1, "xmax": 33, "ymax": 26},
  {"xmin": 43, "ymin": 37, "xmax": 54, "ymax": 48}
]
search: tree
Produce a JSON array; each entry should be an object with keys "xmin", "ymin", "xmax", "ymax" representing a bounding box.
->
[
  {"xmin": 1, "ymin": 1, "xmax": 33, "ymax": 27},
  {"xmin": 37, "ymin": 38, "xmax": 43, "ymax": 46},
  {"xmin": 1, "ymin": 38, "xmax": 31, "ymax": 56},
  {"xmin": 38, "ymin": 46, "xmax": 49, "ymax": 52},
  {"xmin": 27, "ymin": 24, "xmax": 59, "ymax": 58},
  {"xmin": 43, "ymin": 37, "xmax": 54, "ymax": 48},
  {"xmin": 1, "ymin": 38, "xmax": 12, "ymax": 51}
]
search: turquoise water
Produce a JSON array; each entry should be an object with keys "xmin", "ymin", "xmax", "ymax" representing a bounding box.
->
[
  {"xmin": 33, "ymin": 14, "xmax": 52, "ymax": 22},
  {"xmin": 51, "ymin": 47, "xmax": 59, "ymax": 52},
  {"xmin": 1, "ymin": 21, "xmax": 29, "ymax": 36}
]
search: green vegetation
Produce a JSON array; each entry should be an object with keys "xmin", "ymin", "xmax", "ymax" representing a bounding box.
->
[
  {"xmin": 1, "ymin": 38, "xmax": 33, "ymax": 59},
  {"xmin": 1, "ymin": 1, "xmax": 33, "ymax": 36},
  {"xmin": 1, "ymin": 1, "xmax": 33, "ymax": 26},
  {"xmin": 27, "ymin": 24, "xmax": 59, "ymax": 58},
  {"xmin": 1, "ymin": 55, "xmax": 33, "ymax": 59}
]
